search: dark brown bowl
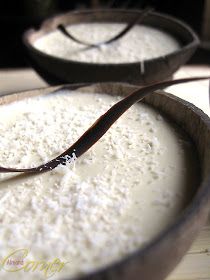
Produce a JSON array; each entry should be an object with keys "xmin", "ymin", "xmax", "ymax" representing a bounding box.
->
[
  {"xmin": 23, "ymin": 9, "xmax": 200, "ymax": 85},
  {"xmin": 2, "ymin": 82, "xmax": 210, "ymax": 280}
]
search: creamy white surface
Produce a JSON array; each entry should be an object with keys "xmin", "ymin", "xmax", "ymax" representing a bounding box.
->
[
  {"xmin": 34, "ymin": 23, "xmax": 180, "ymax": 64},
  {"xmin": 0, "ymin": 90, "xmax": 198, "ymax": 279}
]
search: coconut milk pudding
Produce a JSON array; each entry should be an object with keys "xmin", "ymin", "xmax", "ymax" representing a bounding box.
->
[
  {"xmin": 0, "ymin": 89, "xmax": 198, "ymax": 279},
  {"xmin": 34, "ymin": 23, "xmax": 180, "ymax": 64}
]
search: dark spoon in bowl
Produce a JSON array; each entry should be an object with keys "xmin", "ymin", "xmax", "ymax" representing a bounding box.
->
[
  {"xmin": 0, "ymin": 76, "xmax": 209, "ymax": 174},
  {"xmin": 57, "ymin": 7, "xmax": 152, "ymax": 48}
]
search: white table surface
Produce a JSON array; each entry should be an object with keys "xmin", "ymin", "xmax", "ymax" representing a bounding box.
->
[{"xmin": 0, "ymin": 66, "xmax": 209, "ymax": 113}]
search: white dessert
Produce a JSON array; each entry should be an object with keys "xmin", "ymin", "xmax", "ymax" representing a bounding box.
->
[
  {"xmin": 0, "ymin": 89, "xmax": 198, "ymax": 279},
  {"xmin": 34, "ymin": 23, "xmax": 180, "ymax": 64}
]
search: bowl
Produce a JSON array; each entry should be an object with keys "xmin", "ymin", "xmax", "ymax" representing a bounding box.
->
[
  {"xmin": 23, "ymin": 9, "xmax": 200, "ymax": 85},
  {"xmin": 1, "ymin": 82, "xmax": 210, "ymax": 280}
]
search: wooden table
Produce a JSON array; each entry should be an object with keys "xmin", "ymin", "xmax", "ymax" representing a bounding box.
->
[{"xmin": 0, "ymin": 66, "xmax": 210, "ymax": 280}]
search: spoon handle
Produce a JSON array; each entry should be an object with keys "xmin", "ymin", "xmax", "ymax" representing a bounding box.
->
[{"xmin": 0, "ymin": 76, "xmax": 209, "ymax": 174}]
